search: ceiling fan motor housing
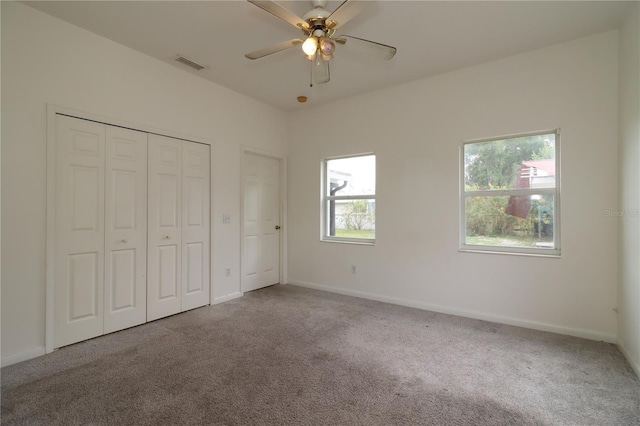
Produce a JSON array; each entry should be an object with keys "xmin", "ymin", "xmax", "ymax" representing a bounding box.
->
[{"xmin": 303, "ymin": 6, "xmax": 331, "ymax": 22}]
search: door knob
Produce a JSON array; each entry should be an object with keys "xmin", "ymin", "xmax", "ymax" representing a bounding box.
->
[
  {"xmin": 164, "ymin": 235, "xmax": 170, "ymax": 239},
  {"xmin": 275, "ymin": 225, "xmax": 281, "ymax": 230}
]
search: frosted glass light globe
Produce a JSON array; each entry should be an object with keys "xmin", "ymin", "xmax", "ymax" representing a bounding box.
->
[
  {"xmin": 320, "ymin": 37, "xmax": 335, "ymax": 55},
  {"xmin": 302, "ymin": 37, "xmax": 318, "ymax": 56}
]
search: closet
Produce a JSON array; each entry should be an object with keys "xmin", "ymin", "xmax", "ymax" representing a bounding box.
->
[{"xmin": 53, "ymin": 114, "xmax": 210, "ymax": 348}]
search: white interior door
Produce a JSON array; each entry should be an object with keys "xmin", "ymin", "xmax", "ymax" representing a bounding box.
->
[
  {"xmin": 104, "ymin": 126, "xmax": 147, "ymax": 333},
  {"xmin": 242, "ymin": 152, "xmax": 281, "ymax": 292},
  {"xmin": 54, "ymin": 115, "xmax": 106, "ymax": 348},
  {"xmin": 181, "ymin": 141, "xmax": 210, "ymax": 311},
  {"xmin": 147, "ymin": 134, "xmax": 182, "ymax": 321}
]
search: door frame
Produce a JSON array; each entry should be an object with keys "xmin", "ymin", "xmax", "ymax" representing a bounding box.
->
[
  {"xmin": 240, "ymin": 146, "xmax": 287, "ymax": 293},
  {"xmin": 45, "ymin": 104, "xmax": 215, "ymax": 353}
]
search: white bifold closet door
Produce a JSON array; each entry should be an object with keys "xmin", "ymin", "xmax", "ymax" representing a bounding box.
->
[
  {"xmin": 147, "ymin": 134, "xmax": 210, "ymax": 321},
  {"xmin": 55, "ymin": 116, "xmax": 106, "ymax": 348},
  {"xmin": 54, "ymin": 115, "xmax": 148, "ymax": 348},
  {"xmin": 181, "ymin": 141, "xmax": 211, "ymax": 311},
  {"xmin": 104, "ymin": 126, "xmax": 148, "ymax": 334}
]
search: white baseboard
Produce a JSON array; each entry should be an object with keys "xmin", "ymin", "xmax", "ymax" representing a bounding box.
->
[
  {"xmin": 1, "ymin": 346, "xmax": 46, "ymax": 368},
  {"xmin": 213, "ymin": 291, "xmax": 243, "ymax": 305},
  {"xmin": 288, "ymin": 280, "xmax": 617, "ymax": 344},
  {"xmin": 618, "ymin": 340, "xmax": 640, "ymax": 379}
]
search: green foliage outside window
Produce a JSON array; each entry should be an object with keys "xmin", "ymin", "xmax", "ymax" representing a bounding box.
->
[
  {"xmin": 464, "ymin": 135, "xmax": 553, "ymax": 190},
  {"xmin": 342, "ymin": 200, "xmax": 374, "ymax": 231}
]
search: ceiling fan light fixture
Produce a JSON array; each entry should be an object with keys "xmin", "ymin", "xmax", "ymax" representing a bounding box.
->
[
  {"xmin": 302, "ymin": 36, "xmax": 318, "ymax": 56},
  {"xmin": 319, "ymin": 37, "xmax": 335, "ymax": 57}
]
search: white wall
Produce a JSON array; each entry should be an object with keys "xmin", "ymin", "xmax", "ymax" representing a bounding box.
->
[
  {"xmin": 618, "ymin": 3, "xmax": 640, "ymax": 377},
  {"xmin": 0, "ymin": 2, "xmax": 3, "ymax": 365},
  {"xmin": 1, "ymin": 2, "xmax": 288, "ymax": 363},
  {"xmin": 288, "ymin": 31, "xmax": 620, "ymax": 342}
]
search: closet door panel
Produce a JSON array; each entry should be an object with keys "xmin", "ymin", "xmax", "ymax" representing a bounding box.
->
[
  {"xmin": 181, "ymin": 142, "xmax": 210, "ymax": 311},
  {"xmin": 104, "ymin": 126, "xmax": 148, "ymax": 333},
  {"xmin": 54, "ymin": 115, "xmax": 106, "ymax": 348},
  {"xmin": 148, "ymin": 134, "xmax": 182, "ymax": 321}
]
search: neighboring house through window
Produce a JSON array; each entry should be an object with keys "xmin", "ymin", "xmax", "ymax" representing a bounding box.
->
[
  {"xmin": 322, "ymin": 154, "xmax": 376, "ymax": 243},
  {"xmin": 461, "ymin": 130, "xmax": 560, "ymax": 256}
]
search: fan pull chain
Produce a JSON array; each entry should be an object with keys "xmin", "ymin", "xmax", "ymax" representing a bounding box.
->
[{"xmin": 309, "ymin": 52, "xmax": 315, "ymax": 87}]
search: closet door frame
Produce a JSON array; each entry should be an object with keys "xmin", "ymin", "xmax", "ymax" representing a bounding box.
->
[{"xmin": 45, "ymin": 104, "xmax": 215, "ymax": 353}]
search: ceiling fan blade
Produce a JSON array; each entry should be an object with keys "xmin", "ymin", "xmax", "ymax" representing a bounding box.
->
[
  {"xmin": 248, "ymin": 0, "xmax": 309, "ymax": 30},
  {"xmin": 311, "ymin": 54, "xmax": 330, "ymax": 86},
  {"xmin": 326, "ymin": 0, "xmax": 372, "ymax": 29},
  {"xmin": 245, "ymin": 39, "xmax": 304, "ymax": 60},
  {"xmin": 338, "ymin": 35, "xmax": 396, "ymax": 60}
]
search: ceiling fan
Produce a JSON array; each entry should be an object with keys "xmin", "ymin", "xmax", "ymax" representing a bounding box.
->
[{"xmin": 245, "ymin": 0, "xmax": 397, "ymax": 86}]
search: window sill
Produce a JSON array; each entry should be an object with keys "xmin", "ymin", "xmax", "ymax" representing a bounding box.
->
[
  {"xmin": 459, "ymin": 246, "xmax": 560, "ymax": 258},
  {"xmin": 321, "ymin": 238, "xmax": 375, "ymax": 246}
]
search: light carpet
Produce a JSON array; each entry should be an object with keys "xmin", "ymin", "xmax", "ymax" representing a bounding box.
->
[{"xmin": 2, "ymin": 284, "xmax": 639, "ymax": 425}]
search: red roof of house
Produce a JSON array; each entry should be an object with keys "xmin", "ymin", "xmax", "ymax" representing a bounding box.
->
[{"xmin": 522, "ymin": 159, "xmax": 555, "ymax": 176}]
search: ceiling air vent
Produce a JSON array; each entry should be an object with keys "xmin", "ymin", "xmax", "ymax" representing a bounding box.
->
[{"xmin": 174, "ymin": 55, "xmax": 206, "ymax": 71}]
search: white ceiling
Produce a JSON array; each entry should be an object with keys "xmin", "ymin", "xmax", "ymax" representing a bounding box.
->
[{"xmin": 26, "ymin": 0, "xmax": 631, "ymax": 111}]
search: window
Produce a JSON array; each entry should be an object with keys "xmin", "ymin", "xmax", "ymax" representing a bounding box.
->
[
  {"xmin": 322, "ymin": 154, "xmax": 376, "ymax": 243},
  {"xmin": 461, "ymin": 130, "xmax": 560, "ymax": 256}
]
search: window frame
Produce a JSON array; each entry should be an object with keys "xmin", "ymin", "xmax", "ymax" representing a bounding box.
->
[
  {"xmin": 321, "ymin": 153, "xmax": 376, "ymax": 245},
  {"xmin": 460, "ymin": 129, "xmax": 561, "ymax": 257}
]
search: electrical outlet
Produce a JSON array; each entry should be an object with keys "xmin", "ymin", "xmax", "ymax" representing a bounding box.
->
[
  {"xmin": 225, "ymin": 267, "xmax": 231, "ymax": 276},
  {"xmin": 223, "ymin": 214, "xmax": 231, "ymax": 224},
  {"xmin": 351, "ymin": 265, "xmax": 356, "ymax": 274}
]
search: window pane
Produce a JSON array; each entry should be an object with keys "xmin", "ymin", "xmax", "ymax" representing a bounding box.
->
[
  {"xmin": 465, "ymin": 194, "xmax": 554, "ymax": 249},
  {"xmin": 327, "ymin": 199, "xmax": 375, "ymax": 239},
  {"xmin": 326, "ymin": 155, "xmax": 376, "ymax": 197},
  {"xmin": 464, "ymin": 133, "xmax": 556, "ymax": 191}
]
